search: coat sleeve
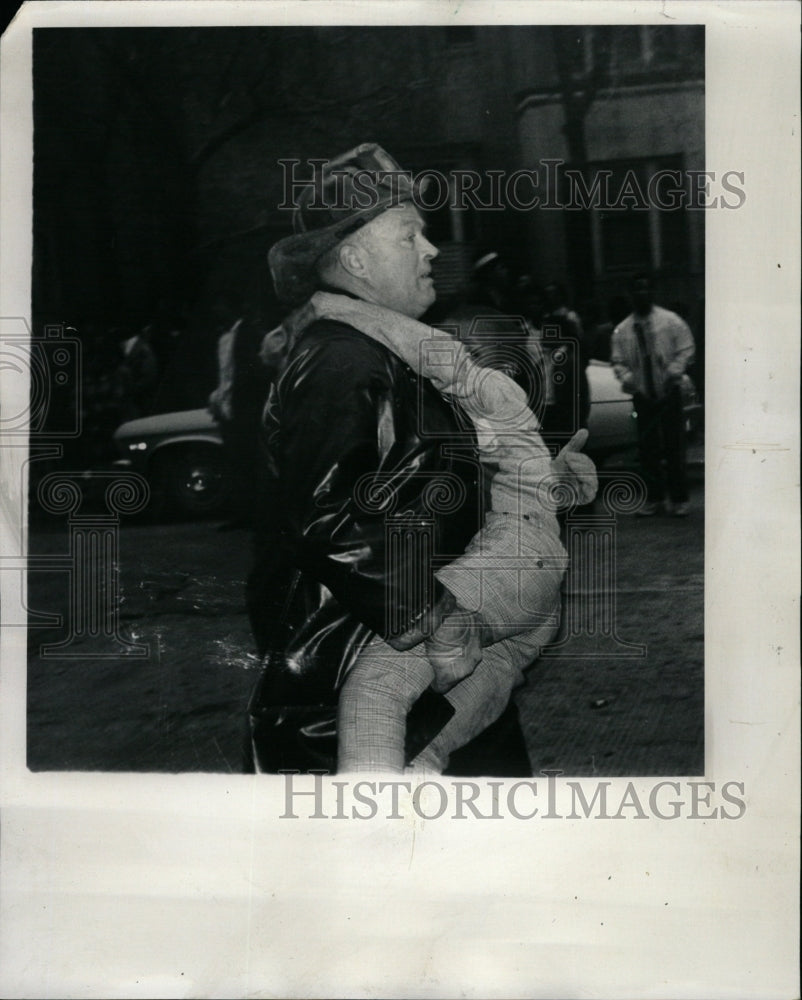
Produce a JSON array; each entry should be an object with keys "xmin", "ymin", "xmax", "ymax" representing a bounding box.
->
[
  {"xmin": 610, "ymin": 326, "xmax": 635, "ymax": 391},
  {"xmin": 275, "ymin": 329, "xmax": 446, "ymax": 639},
  {"xmin": 664, "ymin": 316, "xmax": 696, "ymax": 379}
]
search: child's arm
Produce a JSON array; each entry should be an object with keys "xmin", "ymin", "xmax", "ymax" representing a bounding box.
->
[
  {"xmin": 308, "ymin": 290, "xmax": 466, "ymax": 392},
  {"xmin": 307, "ymin": 291, "xmax": 542, "ymax": 442}
]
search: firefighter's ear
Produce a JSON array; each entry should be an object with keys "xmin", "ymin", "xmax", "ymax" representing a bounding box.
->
[{"xmin": 338, "ymin": 241, "xmax": 368, "ymax": 280}]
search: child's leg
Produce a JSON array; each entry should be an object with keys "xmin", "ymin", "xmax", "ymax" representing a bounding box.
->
[
  {"xmin": 337, "ymin": 635, "xmax": 435, "ymax": 773},
  {"xmin": 411, "ymin": 636, "xmax": 534, "ymax": 773},
  {"xmin": 436, "ymin": 513, "xmax": 566, "ymax": 642}
]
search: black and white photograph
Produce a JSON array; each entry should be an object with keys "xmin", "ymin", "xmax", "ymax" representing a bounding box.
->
[
  {"xmin": 24, "ymin": 21, "xmax": 708, "ymax": 777},
  {"xmin": 0, "ymin": 2, "xmax": 798, "ymax": 997}
]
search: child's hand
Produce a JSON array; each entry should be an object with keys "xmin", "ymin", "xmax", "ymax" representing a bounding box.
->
[
  {"xmin": 551, "ymin": 429, "xmax": 598, "ymax": 505},
  {"xmin": 426, "ymin": 610, "xmax": 483, "ymax": 693}
]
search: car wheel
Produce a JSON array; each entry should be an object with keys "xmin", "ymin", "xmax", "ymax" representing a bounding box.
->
[{"xmin": 156, "ymin": 445, "xmax": 231, "ymax": 517}]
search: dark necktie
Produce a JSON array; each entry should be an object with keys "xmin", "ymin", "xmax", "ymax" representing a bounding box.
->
[{"xmin": 634, "ymin": 320, "xmax": 657, "ymax": 398}]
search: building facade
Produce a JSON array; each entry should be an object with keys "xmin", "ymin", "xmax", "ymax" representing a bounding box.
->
[{"xmin": 514, "ymin": 24, "xmax": 704, "ymax": 333}]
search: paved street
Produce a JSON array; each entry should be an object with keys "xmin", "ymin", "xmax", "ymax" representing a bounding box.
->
[{"xmin": 26, "ymin": 466, "xmax": 703, "ymax": 776}]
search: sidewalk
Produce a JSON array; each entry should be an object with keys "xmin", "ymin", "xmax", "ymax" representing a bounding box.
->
[
  {"xmin": 25, "ymin": 461, "xmax": 705, "ymax": 775},
  {"xmin": 516, "ymin": 476, "xmax": 704, "ymax": 777}
]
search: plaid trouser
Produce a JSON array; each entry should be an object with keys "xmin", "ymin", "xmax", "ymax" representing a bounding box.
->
[
  {"xmin": 436, "ymin": 511, "xmax": 567, "ymax": 642},
  {"xmin": 337, "ymin": 603, "xmax": 559, "ymax": 774},
  {"xmin": 337, "ymin": 519, "xmax": 565, "ymax": 774}
]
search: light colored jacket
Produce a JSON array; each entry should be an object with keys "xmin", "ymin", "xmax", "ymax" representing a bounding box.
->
[
  {"xmin": 611, "ymin": 305, "xmax": 695, "ymax": 399},
  {"xmin": 208, "ymin": 319, "xmax": 242, "ymax": 422}
]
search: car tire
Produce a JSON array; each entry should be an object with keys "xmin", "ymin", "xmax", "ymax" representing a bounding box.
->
[{"xmin": 155, "ymin": 444, "xmax": 231, "ymax": 517}]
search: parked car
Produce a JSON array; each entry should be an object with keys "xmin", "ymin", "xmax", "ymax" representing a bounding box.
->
[
  {"xmin": 113, "ymin": 407, "xmax": 230, "ymax": 516},
  {"xmin": 584, "ymin": 359, "xmax": 637, "ymax": 457},
  {"xmin": 112, "ymin": 362, "xmax": 700, "ymax": 516}
]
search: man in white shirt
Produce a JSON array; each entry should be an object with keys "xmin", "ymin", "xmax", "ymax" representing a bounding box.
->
[{"xmin": 611, "ymin": 273, "xmax": 696, "ymax": 516}]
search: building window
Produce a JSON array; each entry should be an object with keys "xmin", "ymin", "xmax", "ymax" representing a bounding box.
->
[
  {"xmin": 585, "ymin": 24, "xmax": 703, "ymax": 79},
  {"xmin": 587, "ymin": 156, "xmax": 688, "ymax": 274},
  {"xmin": 612, "ymin": 26, "xmax": 644, "ymax": 69}
]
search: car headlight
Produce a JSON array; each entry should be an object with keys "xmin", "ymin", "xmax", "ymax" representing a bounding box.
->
[{"xmin": 127, "ymin": 441, "xmax": 148, "ymax": 451}]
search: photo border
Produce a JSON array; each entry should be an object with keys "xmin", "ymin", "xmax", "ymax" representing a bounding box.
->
[{"xmin": 1, "ymin": 2, "xmax": 799, "ymax": 997}]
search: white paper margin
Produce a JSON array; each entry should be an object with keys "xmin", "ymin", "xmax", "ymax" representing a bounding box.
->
[{"xmin": 1, "ymin": 2, "xmax": 799, "ymax": 997}]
